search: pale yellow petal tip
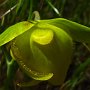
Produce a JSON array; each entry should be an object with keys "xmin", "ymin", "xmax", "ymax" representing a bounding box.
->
[
  {"xmin": 31, "ymin": 29, "xmax": 54, "ymax": 45},
  {"xmin": 32, "ymin": 73, "xmax": 53, "ymax": 80}
]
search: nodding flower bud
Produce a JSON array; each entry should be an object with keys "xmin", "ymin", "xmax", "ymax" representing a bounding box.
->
[
  {"xmin": 0, "ymin": 18, "xmax": 89, "ymax": 86},
  {"xmin": 10, "ymin": 22, "xmax": 73, "ymax": 85}
]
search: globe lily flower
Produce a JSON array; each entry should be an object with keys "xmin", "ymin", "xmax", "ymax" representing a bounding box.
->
[{"xmin": 0, "ymin": 18, "xmax": 90, "ymax": 86}]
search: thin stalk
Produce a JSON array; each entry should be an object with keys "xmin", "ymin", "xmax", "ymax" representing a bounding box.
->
[
  {"xmin": 60, "ymin": 0, "xmax": 67, "ymax": 15},
  {"xmin": 28, "ymin": 0, "xmax": 33, "ymax": 20},
  {"xmin": 46, "ymin": 0, "xmax": 61, "ymax": 17},
  {"xmin": 2, "ymin": 47, "xmax": 18, "ymax": 90},
  {"xmin": 1, "ymin": 17, "xmax": 5, "ymax": 27},
  {"xmin": 16, "ymin": 0, "xmax": 22, "ymax": 14},
  {"xmin": 4, "ymin": 60, "xmax": 18, "ymax": 90},
  {"xmin": 0, "ymin": 4, "xmax": 17, "ymax": 19}
]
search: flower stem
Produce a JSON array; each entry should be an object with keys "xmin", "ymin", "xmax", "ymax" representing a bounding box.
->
[{"xmin": 4, "ymin": 59, "xmax": 18, "ymax": 90}]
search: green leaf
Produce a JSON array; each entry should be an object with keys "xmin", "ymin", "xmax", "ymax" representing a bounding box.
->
[
  {"xmin": 39, "ymin": 18, "xmax": 90, "ymax": 43},
  {"xmin": 0, "ymin": 21, "xmax": 34, "ymax": 46}
]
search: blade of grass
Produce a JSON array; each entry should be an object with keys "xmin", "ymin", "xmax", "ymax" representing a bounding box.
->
[
  {"xmin": 46, "ymin": 0, "xmax": 61, "ymax": 17},
  {"xmin": 16, "ymin": 0, "xmax": 23, "ymax": 14},
  {"xmin": 28, "ymin": 0, "xmax": 33, "ymax": 20},
  {"xmin": 0, "ymin": 4, "xmax": 17, "ymax": 19}
]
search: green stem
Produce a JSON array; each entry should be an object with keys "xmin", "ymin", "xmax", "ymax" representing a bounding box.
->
[
  {"xmin": 2, "ymin": 46, "xmax": 18, "ymax": 90},
  {"xmin": 4, "ymin": 60, "xmax": 18, "ymax": 90}
]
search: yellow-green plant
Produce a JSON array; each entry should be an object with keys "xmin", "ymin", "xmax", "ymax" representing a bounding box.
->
[{"xmin": 0, "ymin": 18, "xmax": 90, "ymax": 86}]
